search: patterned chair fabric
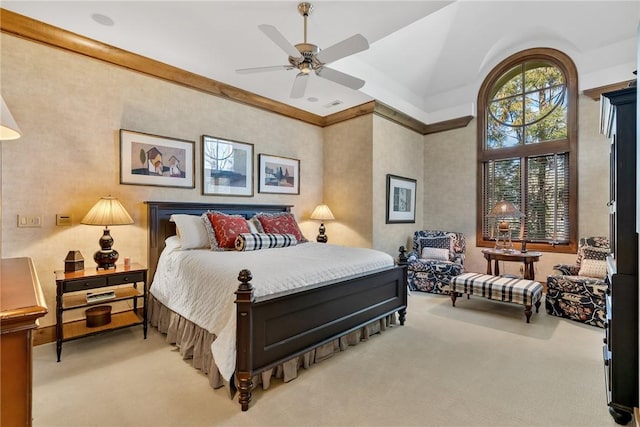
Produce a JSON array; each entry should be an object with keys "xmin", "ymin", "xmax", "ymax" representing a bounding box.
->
[
  {"xmin": 545, "ymin": 236, "xmax": 610, "ymax": 328},
  {"xmin": 406, "ymin": 230, "xmax": 465, "ymax": 294}
]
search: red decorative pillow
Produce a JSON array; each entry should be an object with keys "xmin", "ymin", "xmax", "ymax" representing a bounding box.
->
[
  {"xmin": 256, "ymin": 213, "xmax": 306, "ymax": 242},
  {"xmin": 204, "ymin": 212, "xmax": 250, "ymax": 250}
]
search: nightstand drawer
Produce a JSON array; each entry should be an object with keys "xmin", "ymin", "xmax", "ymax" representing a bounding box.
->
[
  {"xmin": 64, "ymin": 277, "xmax": 107, "ymax": 292},
  {"xmin": 107, "ymin": 271, "xmax": 144, "ymax": 286}
]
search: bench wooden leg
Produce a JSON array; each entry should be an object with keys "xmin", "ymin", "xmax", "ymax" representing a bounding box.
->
[
  {"xmin": 524, "ymin": 305, "xmax": 532, "ymax": 323},
  {"xmin": 450, "ymin": 291, "xmax": 457, "ymax": 307},
  {"xmin": 534, "ymin": 300, "xmax": 540, "ymax": 313}
]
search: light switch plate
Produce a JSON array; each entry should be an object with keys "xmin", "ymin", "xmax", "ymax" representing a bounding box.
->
[{"xmin": 17, "ymin": 215, "xmax": 42, "ymax": 227}]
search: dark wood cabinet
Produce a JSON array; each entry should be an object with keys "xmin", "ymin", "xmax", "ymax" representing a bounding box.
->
[
  {"xmin": 601, "ymin": 86, "xmax": 638, "ymax": 425},
  {"xmin": 1, "ymin": 258, "xmax": 48, "ymax": 427}
]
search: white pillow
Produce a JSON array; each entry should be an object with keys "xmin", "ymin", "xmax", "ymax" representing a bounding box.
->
[
  {"xmin": 170, "ymin": 214, "xmax": 209, "ymax": 250},
  {"xmin": 578, "ymin": 258, "xmax": 607, "ymax": 279},
  {"xmin": 421, "ymin": 247, "xmax": 450, "ymax": 261},
  {"xmin": 164, "ymin": 235, "xmax": 182, "ymax": 252},
  {"xmin": 246, "ymin": 219, "xmax": 259, "ymax": 234}
]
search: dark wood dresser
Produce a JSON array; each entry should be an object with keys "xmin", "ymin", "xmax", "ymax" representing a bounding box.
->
[
  {"xmin": 601, "ymin": 86, "xmax": 639, "ymax": 425},
  {"xmin": 1, "ymin": 257, "xmax": 48, "ymax": 427}
]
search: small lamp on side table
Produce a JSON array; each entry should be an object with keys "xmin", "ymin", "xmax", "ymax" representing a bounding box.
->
[
  {"xmin": 81, "ymin": 196, "xmax": 134, "ymax": 270},
  {"xmin": 486, "ymin": 200, "xmax": 524, "ymax": 251},
  {"xmin": 310, "ymin": 203, "xmax": 335, "ymax": 243}
]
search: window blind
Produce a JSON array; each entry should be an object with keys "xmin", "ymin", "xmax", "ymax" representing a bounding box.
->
[{"xmin": 482, "ymin": 153, "xmax": 569, "ymax": 243}]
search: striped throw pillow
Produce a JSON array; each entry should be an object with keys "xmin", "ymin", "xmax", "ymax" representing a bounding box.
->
[{"xmin": 235, "ymin": 233, "xmax": 297, "ymax": 251}]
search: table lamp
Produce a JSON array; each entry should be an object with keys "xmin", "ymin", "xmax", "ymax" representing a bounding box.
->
[
  {"xmin": 310, "ymin": 203, "xmax": 335, "ymax": 243},
  {"xmin": 81, "ymin": 196, "xmax": 134, "ymax": 269},
  {"xmin": 486, "ymin": 200, "xmax": 524, "ymax": 251}
]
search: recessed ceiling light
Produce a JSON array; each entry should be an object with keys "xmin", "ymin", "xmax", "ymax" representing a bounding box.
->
[
  {"xmin": 323, "ymin": 100, "xmax": 343, "ymax": 108},
  {"xmin": 307, "ymin": 97, "xmax": 318, "ymax": 102},
  {"xmin": 91, "ymin": 13, "xmax": 114, "ymax": 27}
]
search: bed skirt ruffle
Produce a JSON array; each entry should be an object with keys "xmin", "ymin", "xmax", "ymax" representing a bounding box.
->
[{"xmin": 148, "ymin": 294, "xmax": 397, "ymax": 396}]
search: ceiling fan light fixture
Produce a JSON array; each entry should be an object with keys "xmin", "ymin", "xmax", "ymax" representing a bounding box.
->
[
  {"xmin": 237, "ymin": 2, "xmax": 369, "ymax": 99},
  {"xmin": 300, "ymin": 63, "xmax": 312, "ymax": 74}
]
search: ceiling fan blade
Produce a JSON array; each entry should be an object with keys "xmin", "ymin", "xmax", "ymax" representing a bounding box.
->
[
  {"xmin": 316, "ymin": 67, "xmax": 365, "ymax": 90},
  {"xmin": 258, "ymin": 24, "xmax": 302, "ymax": 60},
  {"xmin": 315, "ymin": 34, "xmax": 369, "ymax": 65},
  {"xmin": 236, "ymin": 65, "xmax": 292, "ymax": 74},
  {"xmin": 290, "ymin": 73, "xmax": 309, "ymax": 99}
]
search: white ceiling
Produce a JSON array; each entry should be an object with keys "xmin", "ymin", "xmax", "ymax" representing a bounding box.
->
[{"xmin": 3, "ymin": 1, "xmax": 639, "ymax": 124}]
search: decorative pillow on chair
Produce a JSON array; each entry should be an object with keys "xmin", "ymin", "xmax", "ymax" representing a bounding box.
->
[
  {"xmin": 418, "ymin": 236, "xmax": 452, "ymax": 260},
  {"xmin": 421, "ymin": 247, "xmax": 450, "ymax": 261},
  {"xmin": 419, "ymin": 236, "xmax": 451, "ymax": 250},
  {"xmin": 202, "ymin": 212, "xmax": 251, "ymax": 250},
  {"xmin": 255, "ymin": 212, "xmax": 307, "ymax": 242},
  {"xmin": 582, "ymin": 247, "xmax": 610, "ymax": 261},
  {"xmin": 578, "ymin": 258, "xmax": 607, "ymax": 279}
]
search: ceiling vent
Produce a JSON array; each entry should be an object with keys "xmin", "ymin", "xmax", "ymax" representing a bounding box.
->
[{"xmin": 324, "ymin": 100, "xmax": 343, "ymax": 108}]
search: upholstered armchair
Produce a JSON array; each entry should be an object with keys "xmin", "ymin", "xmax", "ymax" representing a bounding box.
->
[
  {"xmin": 545, "ymin": 237, "xmax": 610, "ymax": 327},
  {"xmin": 406, "ymin": 230, "xmax": 465, "ymax": 294}
]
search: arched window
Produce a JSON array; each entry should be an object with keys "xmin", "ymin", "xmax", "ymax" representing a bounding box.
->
[{"xmin": 477, "ymin": 48, "xmax": 578, "ymax": 253}]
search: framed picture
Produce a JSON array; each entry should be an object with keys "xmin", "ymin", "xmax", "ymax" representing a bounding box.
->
[
  {"xmin": 258, "ymin": 154, "xmax": 300, "ymax": 195},
  {"xmin": 386, "ymin": 174, "xmax": 416, "ymax": 223},
  {"xmin": 119, "ymin": 129, "xmax": 195, "ymax": 188},
  {"xmin": 202, "ymin": 135, "xmax": 253, "ymax": 196}
]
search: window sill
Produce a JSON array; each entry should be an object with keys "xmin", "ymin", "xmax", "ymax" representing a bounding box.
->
[{"xmin": 477, "ymin": 239, "xmax": 577, "ymax": 254}]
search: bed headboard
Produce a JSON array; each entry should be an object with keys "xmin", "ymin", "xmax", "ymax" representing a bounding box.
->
[{"xmin": 146, "ymin": 201, "xmax": 292, "ymax": 282}]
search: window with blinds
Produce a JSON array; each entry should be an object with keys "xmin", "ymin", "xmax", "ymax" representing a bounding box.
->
[
  {"xmin": 482, "ymin": 154, "xmax": 570, "ymax": 243},
  {"xmin": 477, "ymin": 48, "xmax": 578, "ymax": 253}
]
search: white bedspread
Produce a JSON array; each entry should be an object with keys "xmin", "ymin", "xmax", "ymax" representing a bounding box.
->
[{"xmin": 150, "ymin": 237, "xmax": 395, "ymax": 381}]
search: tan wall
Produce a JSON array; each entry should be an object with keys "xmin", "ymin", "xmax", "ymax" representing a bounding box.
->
[
  {"xmin": 322, "ymin": 114, "xmax": 424, "ymax": 257},
  {"xmin": 372, "ymin": 115, "xmax": 424, "ymax": 256},
  {"xmin": 322, "ymin": 115, "xmax": 374, "ymax": 248},
  {"xmin": 1, "ymin": 34, "xmax": 324, "ymax": 327},
  {"xmin": 423, "ymin": 95, "xmax": 610, "ymax": 280}
]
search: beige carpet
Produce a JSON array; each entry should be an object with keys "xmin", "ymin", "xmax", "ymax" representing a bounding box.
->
[{"xmin": 32, "ymin": 292, "xmax": 621, "ymax": 427}]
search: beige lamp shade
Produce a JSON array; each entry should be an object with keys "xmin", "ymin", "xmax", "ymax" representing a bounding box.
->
[
  {"xmin": 81, "ymin": 197, "xmax": 134, "ymax": 226},
  {"xmin": 0, "ymin": 95, "xmax": 21, "ymax": 140},
  {"xmin": 310, "ymin": 203, "xmax": 335, "ymax": 221}
]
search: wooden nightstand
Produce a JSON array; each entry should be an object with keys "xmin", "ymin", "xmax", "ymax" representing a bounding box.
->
[{"xmin": 54, "ymin": 263, "xmax": 147, "ymax": 361}]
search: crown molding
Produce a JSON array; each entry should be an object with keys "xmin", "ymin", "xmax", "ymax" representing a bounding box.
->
[{"xmin": 583, "ymin": 80, "xmax": 635, "ymax": 101}]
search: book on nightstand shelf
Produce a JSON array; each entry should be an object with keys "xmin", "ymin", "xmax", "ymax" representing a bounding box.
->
[{"xmin": 86, "ymin": 290, "xmax": 116, "ymax": 304}]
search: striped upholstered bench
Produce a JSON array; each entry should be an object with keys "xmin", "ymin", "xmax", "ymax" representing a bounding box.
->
[{"xmin": 450, "ymin": 272, "xmax": 543, "ymax": 323}]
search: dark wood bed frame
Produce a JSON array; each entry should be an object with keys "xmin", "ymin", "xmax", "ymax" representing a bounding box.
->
[{"xmin": 146, "ymin": 201, "xmax": 408, "ymax": 411}]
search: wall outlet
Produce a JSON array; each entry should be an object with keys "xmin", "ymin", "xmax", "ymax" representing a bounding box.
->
[{"xmin": 17, "ymin": 215, "xmax": 42, "ymax": 228}]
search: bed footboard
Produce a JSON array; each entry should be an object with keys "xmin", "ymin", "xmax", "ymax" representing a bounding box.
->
[{"xmin": 235, "ymin": 263, "xmax": 408, "ymax": 411}]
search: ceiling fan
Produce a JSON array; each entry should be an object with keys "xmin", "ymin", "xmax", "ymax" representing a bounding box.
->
[{"xmin": 236, "ymin": 2, "xmax": 369, "ymax": 99}]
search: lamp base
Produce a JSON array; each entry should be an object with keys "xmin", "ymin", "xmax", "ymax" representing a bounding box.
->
[
  {"xmin": 94, "ymin": 250, "xmax": 118, "ymax": 270},
  {"xmin": 94, "ymin": 227, "xmax": 118, "ymax": 269},
  {"xmin": 316, "ymin": 222, "xmax": 328, "ymax": 243}
]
